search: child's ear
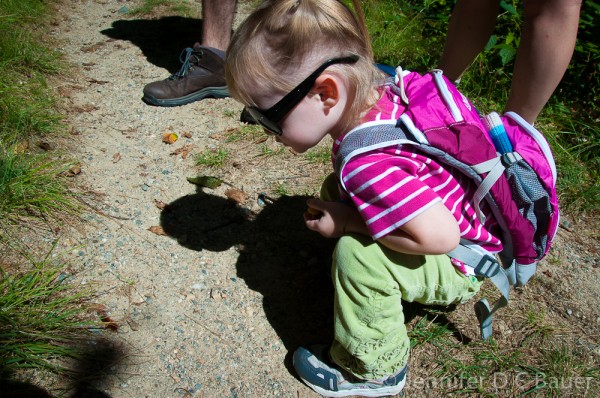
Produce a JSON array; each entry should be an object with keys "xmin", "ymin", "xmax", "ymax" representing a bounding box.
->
[{"xmin": 313, "ymin": 74, "xmax": 340, "ymax": 109}]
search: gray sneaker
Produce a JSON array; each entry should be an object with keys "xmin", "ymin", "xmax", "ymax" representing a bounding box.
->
[
  {"xmin": 293, "ymin": 345, "xmax": 407, "ymax": 397},
  {"xmin": 142, "ymin": 44, "xmax": 229, "ymax": 107}
]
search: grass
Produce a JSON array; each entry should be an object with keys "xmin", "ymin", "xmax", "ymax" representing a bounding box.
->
[
  {"xmin": 225, "ymin": 124, "xmax": 263, "ymax": 143},
  {"xmin": 0, "ymin": 245, "xmax": 96, "ymax": 376},
  {"xmin": 408, "ymin": 312, "xmax": 598, "ymax": 396},
  {"xmin": 304, "ymin": 145, "xmax": 331, "ymax": 165},
  {"xmin": 196, "ymin": 148, "xmax": 230, "ymax": 168},
  {"xmin": 0, "ymin": 0, "xmax": 97, "ymax": 388},
  {"xmin": 128, "ymin": 0, "xmax": 196, "ymax": 16},
  {"xmin": 0, "ymin": 148, "xmax": 79, "ymax": 225}
]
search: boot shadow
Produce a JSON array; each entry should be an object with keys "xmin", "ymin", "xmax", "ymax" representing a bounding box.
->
[{"xmin": 101, "ymin": 16, "xmax": 203, "ymax": 73}]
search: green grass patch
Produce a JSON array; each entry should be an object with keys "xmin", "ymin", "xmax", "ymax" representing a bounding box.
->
[
  {"xmin": 225, "ymin": 124, "xmax": 264, "ymax": 143},
  {"xmin": 196, "ymin": 148, "xmax": 230, "ymax": 168},
  {"xmin": 258, "ymin": 144, "xmax": 285, "ymax": 158},
  {"xmin": 0, "ymin": 148, "xmax": 79, "ymax": 225},
  {"xmin": 0, "ymin": 246, "xmax": 96, "ymax": 376},
  {"xmin": 304, "ymin": 146, "xmax": 331, "ymax": 165},
  {"xmin": 128, "ymin": 0, "xmax": 196, "ymax": 16},
  {"xmin": 0, "ymin": 0, "xmax": 92, "ymax": 386}
]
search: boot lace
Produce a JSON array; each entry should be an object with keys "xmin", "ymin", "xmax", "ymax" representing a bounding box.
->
[{"xmin": 170, "ymin": 47, "xmax": 203, "ymax": 79}]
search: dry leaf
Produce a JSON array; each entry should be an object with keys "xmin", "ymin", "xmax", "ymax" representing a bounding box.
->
[
  {"xmin": 68, "ymin": 164, "xmax": 82, "ymax": 176},
  {"xmin": 254, "ymin": 136, "xmax": 268, "ymax": 144},
  {"xmin": 89, "ymin": 304, "xmax": 118, "ymax": 331},
  {"xmin": 162, "ymin": 132, "xmax": 178, "ymax": 144},
  {"xmin": 170, "ymin": 144, "xmax": 194, "ymax": 159},
  {"xmin": 15, "ymin": 140, "xmax": 29, "ymax": 153},
  {"xmin": 225, "ymin": 188, "xmax": 248, "ymax": 204},
  {"xmin": 182, "ymin": 131, "xmax": 193, "ymax": 138},
  {"xmin": 154, "ymin": 199, "xmax": 167, "ymax": 210},
  {"xmin": 148, "ymin": 225, "xmax": 167, "ymax": 236},
  {"xmin": 112, "ymin": 152, "xmax": 121, "ymax": 163}
]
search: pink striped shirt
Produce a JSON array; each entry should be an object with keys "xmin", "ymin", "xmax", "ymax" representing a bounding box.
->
[{"xmin": 333, "ymin": 81, "xmax": 503, "ymax": 267}]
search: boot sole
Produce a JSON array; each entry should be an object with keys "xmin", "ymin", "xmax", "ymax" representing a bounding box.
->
[{"xmin": 142, "ymin": 86, "xmax": 229, "ymax": 107}]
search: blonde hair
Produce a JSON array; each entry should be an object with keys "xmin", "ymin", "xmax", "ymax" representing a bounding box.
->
[{"xmin": 225, "ymin": 0, "xmax": 384, "ymax": 132}]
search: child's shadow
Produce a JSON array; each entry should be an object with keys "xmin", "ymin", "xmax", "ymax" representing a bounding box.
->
[
  {"xmin": 101, "ymin": 16, "xmax": 204, "ymax": 73},
  {"xmin": 160, "ymin": 191, "xmax": 336, "ymax": 370}
]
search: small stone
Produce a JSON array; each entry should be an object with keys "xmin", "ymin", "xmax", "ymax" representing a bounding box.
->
[{"xmin": 566, "ymin": 308, "xmax": 573, "ymax": 316}]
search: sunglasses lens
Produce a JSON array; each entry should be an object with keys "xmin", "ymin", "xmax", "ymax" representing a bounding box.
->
[{"xmin": 246, "ymin": 107, "xmax": 282, "ymax": 136}]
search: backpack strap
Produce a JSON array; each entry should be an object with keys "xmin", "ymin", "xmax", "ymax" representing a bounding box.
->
[{"xmin": 447, "ymin": 244, "xmax": 512, "ymax": 340}]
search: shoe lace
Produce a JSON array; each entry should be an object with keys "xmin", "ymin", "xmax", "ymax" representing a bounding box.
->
[{"xmin": 171, "ymin": 47, "xmax": 203, "ymax": 79}]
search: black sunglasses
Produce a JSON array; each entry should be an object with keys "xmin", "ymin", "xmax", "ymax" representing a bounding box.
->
[{"xmin": 245, "ymin": 54, "xmax": 360, "ymax": 136}]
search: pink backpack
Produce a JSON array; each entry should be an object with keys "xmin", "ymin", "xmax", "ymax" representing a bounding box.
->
[{"xmin": 335, "ymin": 69, "xmax": 560, "ymax": 340}]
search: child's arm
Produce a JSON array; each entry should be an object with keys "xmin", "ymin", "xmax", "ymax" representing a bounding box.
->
[{"xmin": 305, "ymin": 199, "xmax": 459, "ymax": 255}]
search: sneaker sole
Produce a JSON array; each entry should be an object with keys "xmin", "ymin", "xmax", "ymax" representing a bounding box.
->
[
  {"xmin": 294, "ymin": 346, "xmax": 407, "ymax": 398},
  {"xmin": 142, "ymin": 86, "xmax": 229, "ymax": 107},
  {"xmin": 299, "ymin": 376, "xmax": 406, "ymax": 398}
]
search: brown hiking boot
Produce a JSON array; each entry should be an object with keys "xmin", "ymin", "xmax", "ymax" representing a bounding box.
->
[{"xmin": 142, "ymin": 44, "xmax": 229, "ymax": 107}]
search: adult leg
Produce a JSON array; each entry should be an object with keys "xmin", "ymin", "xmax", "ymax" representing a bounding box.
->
[
  {"xmin": 438, "ymin": 0, "xmax": 500, "ymax": 82},
  {"xmin": 202, "ymin": 0, "xmax": 237, "ymax": 52},
  {"xmin": 505, "ymin": 0, "xmax": 581, "ymax": 123}
]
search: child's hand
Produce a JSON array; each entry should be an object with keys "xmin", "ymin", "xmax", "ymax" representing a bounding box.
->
[{"xmin": 303, "ymin": 198, "xmax": 351, "ymax": 238}]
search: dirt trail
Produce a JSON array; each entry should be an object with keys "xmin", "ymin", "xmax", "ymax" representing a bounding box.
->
[
  {"xmin": 52, "ymin": 1, "xmax": 329, "ymax": 397},
  {"xmin": 49, "ymin": 1, "xmax": 598, "ymax": 398}
]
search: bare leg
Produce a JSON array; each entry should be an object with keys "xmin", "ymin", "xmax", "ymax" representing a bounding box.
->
[
  {"xmin": 201, "ymin": 0, "xmax": 237, "ymax": 51},
  {"xmin": 505, "ymin": 0, "xmax": 581, "ymax": 123},
  {"xmin": 438, "ymin": 0, "xmax": 500, "ymax": 82}
]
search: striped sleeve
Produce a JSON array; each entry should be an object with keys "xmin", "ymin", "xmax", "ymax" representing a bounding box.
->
[{"xmin": 342, "ymin": 152, "xmax": 441, "ymax": 240}]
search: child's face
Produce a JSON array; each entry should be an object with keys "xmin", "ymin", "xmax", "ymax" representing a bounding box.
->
[
  {"xmin": 252, "ymin": 73, "xmax": 348, "ymax": 153},
  {"xmin": 256, "ymin": 93, "xmax": 330, "ymax": 153}
]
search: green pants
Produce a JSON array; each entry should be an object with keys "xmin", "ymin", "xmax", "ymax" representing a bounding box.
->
[{"xmin": 320, "ymin": 174, "xmax": 482, "ymax": 380}]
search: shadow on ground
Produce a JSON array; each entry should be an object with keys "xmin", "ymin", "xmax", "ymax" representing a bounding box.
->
[
  {"xmin": 160, "ymin": 191, "xmax": 336, "ymax": 371},
  {"xmin": 0, "ymin": 337, "xmax": 124, "ymax": 398},
  {"xmin": 101, "ymin": 16, "xmax": 204, "ymax": 73},
  {"xmin": 159, "ymin": 190, "xmax": 470, "ymax": 374}
]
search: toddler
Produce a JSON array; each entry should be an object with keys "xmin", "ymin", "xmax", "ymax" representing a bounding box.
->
[{"xmin": 225, "ymin": 1, "xmax": 496, "ymax": 396}]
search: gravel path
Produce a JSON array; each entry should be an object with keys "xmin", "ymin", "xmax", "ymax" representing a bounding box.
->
[
  {"xmin": 52, "ymin": 1, "xmax": 329, "ymax": 397},
  {"xmin": 49, "ymin": 1, "xmax": 599, "ymax": 397}
]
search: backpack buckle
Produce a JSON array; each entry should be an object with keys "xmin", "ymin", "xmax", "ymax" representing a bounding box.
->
[{"xmin": 474, "ymin": 255, "xmax": 501, "ymax": 278}]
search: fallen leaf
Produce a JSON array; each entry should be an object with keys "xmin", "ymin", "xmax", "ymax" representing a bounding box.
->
[
  {"xmin": 148, "ymin": 226, "xmax": 167, "ymax": 236},
  {"xmin": 15, "ymin": 140, "xmax": 29, "ymax": 153},
  {"xmin": 73, "ymin": 104, "xmax": 98, "ymax": 113},
  {"xmin": 68, "ymin": 164, "xmax": 82, "ymax": 176},
  {"xmin": 112, "ymin": 152, "xmax": 121, "ymax": 163},
  {"xmin": 225, "ymin": 188, "xmax": 248, "ymax": 204},
  {"xmin": 126, "ymin": 318, "xmax": 140, "ymax": 331},
  {"xmin": 162, "ymin": 132, "xmax": 178, "ymax": 144},
  {"xmin": 182, "ymin": 131, "xmax": 193, "ymax": 138},
  {"xmin": 89, "ymin": 304, "xmax": 118, "ymax": 331},
  {"xmin": 37, "ymin": 140, "xmax": 54, "ymax": 151},
  {"xmin": 254, "ymin": 136, "xmax": 268, "ymax": 144},
  {"xmin": 154, "ymin": 199, "xmax": 167, "ymax": 210},
  {"xmin": 187, "ymin": 176, "xmax": 222, "ymax": 189},
  {"xmin": 170, "ymin": 144, "xmax": 194, "ymax": 159}
]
